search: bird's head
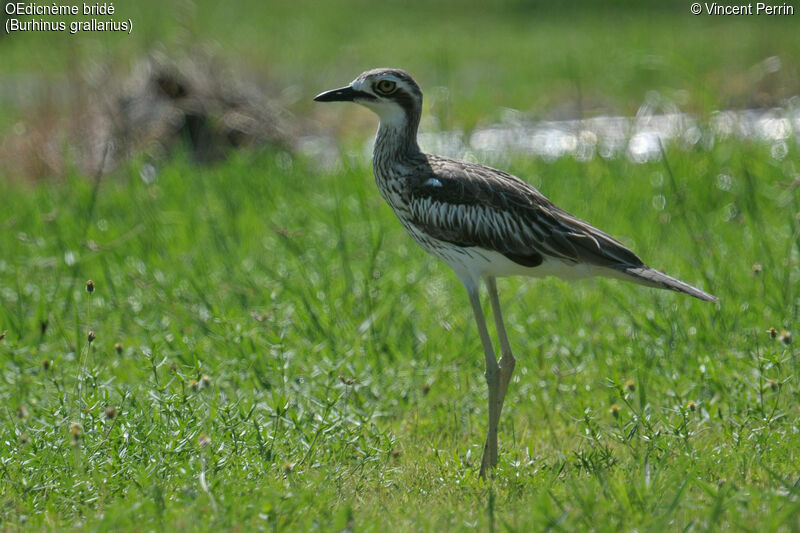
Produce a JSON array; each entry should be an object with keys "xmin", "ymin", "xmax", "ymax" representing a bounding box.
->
[{"xmin": 314, "ymin": 68, "xmax": 423, "ymax": 129}]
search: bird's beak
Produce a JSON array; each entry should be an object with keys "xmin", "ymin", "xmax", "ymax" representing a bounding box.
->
[{"xmin": 314, "ymin": 85, "xmax": 367, "ymax": 102}]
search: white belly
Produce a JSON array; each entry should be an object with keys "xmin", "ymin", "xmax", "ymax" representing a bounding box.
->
[
  {"xmin": 444, "ymin": 246, "xmax": 604, "ymax": 284},
  {"xmin": 402, "ymin": 224, "xmax": 605, "ymax": 286}
]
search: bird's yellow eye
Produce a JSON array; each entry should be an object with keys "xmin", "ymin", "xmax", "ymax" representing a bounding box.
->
[{"xmin": 375, "ymin": 80, "xmax": 397, "ymax": 94}]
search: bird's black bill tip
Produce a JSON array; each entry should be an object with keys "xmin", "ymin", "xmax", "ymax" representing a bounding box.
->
[{"xmin": 314, "ymin": 85, "xmax": 361, "ymax": 103}]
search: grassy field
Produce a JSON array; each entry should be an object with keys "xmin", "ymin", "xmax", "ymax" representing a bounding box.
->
[
  {"xmin": 2, "ymin": 1, "xmax": 800, "ymax": 531},
  {"xmin": 2, "ymin": 1, "xmax": 800, "ymax": 126}
]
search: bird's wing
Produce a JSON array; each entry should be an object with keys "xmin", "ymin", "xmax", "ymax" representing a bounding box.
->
[{"xmin": 404, "ymin": 155, "xmax": 646, "ymax": 269}]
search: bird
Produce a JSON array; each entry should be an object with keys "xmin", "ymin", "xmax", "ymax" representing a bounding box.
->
[{"xmin": 314, "ymin": 68, "xmax": 716, "ymax": 478}]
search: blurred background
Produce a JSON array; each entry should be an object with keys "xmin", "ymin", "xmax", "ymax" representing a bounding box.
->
[{"xmin": 1, "ymin": 0, "xmax": 798, "ymax": 181}]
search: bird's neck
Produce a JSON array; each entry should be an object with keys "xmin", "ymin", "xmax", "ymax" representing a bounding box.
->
[{"xmin": 373, "ymin": 111, "xmax": 422, "ymax": 170}]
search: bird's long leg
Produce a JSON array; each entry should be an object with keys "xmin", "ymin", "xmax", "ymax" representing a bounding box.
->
[
  {"xmin": 486, "ymin": 276, "xmax": 516, "ymax": 420},
  {"xmin": 463, "ymin": 279, "xmax": 500, "ymax": 479}
]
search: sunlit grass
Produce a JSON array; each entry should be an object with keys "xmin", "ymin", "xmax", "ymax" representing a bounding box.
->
[{"xmin": 1, "ymin": 135, "xmax": 798, "ymax": 529}]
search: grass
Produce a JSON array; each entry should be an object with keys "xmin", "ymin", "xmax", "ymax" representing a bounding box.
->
[
  {"xmin": 1, "ymin": 137, "xmax": 799, "ymax": 530},
  {"xmin": 2, "ymin": 1, "xmax": 800, "ymax": 530},
  {"xmin": 2, "ymin": 0, "xmax": 800, "ymax": 130}
]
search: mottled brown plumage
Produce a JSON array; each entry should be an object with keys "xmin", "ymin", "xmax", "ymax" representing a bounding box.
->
[{"xmin": 315, "ymin": 68, "xmax": 716, "ymax": 478}]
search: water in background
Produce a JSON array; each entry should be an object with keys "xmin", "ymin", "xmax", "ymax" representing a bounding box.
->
[
  {"xmin": 302, "ymin": 97, "xmax": 800, "ymax": 170},
  {"xmin": 419, "ymin": 103, "xmax": 799, "ymax": 165}
]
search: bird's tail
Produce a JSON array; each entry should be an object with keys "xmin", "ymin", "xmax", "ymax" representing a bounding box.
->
[{"xmin": 614, "ymin": 266, "xmax": 717, "ymax": 302}]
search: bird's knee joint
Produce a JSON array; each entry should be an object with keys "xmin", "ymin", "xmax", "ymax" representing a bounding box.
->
[{"xmin": 499, "ymin": 355, "xmax": 516, "ymax": 372}]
